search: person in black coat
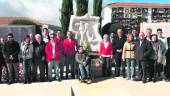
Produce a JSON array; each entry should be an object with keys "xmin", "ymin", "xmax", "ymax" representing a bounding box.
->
[
  {"xmin": 165, "ymin": 37, "xmax": 170, "ymax": 81},
  {"xmin": 135, "ymin": 32, "xmax": 153, "ymax": 83},
  {"xmin": 3, "ymin": 33, "xmax": 20, "ymax": 84},
  {"xmin": 112, "ymin": 28, "xmax": 126, "ymax": 77},
  {"xmin": 0, "ymin": 43, "xmax": 5, "ymax": 83},
  {"xmin": 32, "ymin": 34, "xmax": 46, "ymax": 82}
]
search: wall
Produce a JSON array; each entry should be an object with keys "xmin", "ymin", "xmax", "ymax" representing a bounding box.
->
[{"xmin": 140, "ymin": 23, "xmax": 170, "ymax": 37}]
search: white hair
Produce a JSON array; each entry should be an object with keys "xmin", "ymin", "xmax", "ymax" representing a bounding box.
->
[
  {"xmin": 103, "ymin": 34, "xmax": 109, "ymax": 38},
  {"xmin": 35, "ymin": 34, "xmax": 41, "ymax": 39}
]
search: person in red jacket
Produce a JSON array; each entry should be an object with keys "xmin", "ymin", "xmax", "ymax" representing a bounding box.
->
[
  {"xmin": 55, "ymin": 31, "xmax": 64, "ymax": 79},
  {"xmin": 99, "ymin": 34, "xmax": 113, "ymax": 77},
  {"xmin": 45, "ymin": 33, "xmax": 62, "ymax": 81},
  {"xmin": 63, "ymin": 31, "xmax": 78, "ymax": 79}
]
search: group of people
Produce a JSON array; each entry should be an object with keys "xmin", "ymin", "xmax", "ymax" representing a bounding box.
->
[
  {"xmin": 100, "ymin": 28, "xmax": 170, "ymax": 83},
  {"xmin": 0, "ymin": 27, "xmax": 169, "ymax": 85},
  {"xmin": 0, "ymin": 28, "xmax": 92, "ymax": 84}
]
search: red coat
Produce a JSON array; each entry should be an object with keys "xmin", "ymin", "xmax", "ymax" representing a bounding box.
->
[
  {"xmin": 63, "ymin": 38, "xmax": 77, "ymax": 56},
  {"xmin": 45, "ymin": 41, "xmax": 62, "ymax": 62},
  {"xmin": 55, "ymin": 37, "xmax": 63, "ymax": 54},
  {"xmin": 99, "ymin": 42, "xmax": 113, "ymax": 57}
]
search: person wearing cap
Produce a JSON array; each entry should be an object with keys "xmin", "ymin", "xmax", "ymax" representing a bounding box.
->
[{"xmin": 99, "ymin": 34, "xmax": 113, "ymax": 77}]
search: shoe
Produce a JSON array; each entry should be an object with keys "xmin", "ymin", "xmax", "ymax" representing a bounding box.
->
[
  {"xmin": 127, "ymin": 77, "xmax": 131, "ymax": 80},
  {"xmin": 71, "ymin": 75, "xmax": 75, "ymax": 79},
  {"xmin": 65, "ymin": 75, "xmax": 68, "ymax": 79},
  {"xmin": 80, "ymin": 78, "xmax": 86, "ymax": 83},
  {"xmin": 131, "ymin": 78, "xmax": 134, "ymax": 81},
  {"xmin": 148, "ymin": 78, "xmax": 152, "ymax": 82},
  {"xmin": 86, "ymin": 80, "xmax": 92, "ymax": 84},
  {"xmin": 122, "ymin": 74, "xmax": 126, "ymax": 78},
  {"xmin": 56, "ymin": 78, "xmax": 61, "ymax": 82},
  {"xmin": 23, "ymin": 81, "xmax": 27, "ymax": 84},
  {"xmin": 165, "ymin": 78, "xmax": 170, "ymax": 82},
  {"xmin": 60, "ymin": 76, "xmax": 64, "ymax": 79},
  {"xmin": 142, "ymin": 80, "xmax": 147, "ymax": 83},
  {"xmin": 8, "ymin": 81, "xmax": 13, "ymax": 85},
  {"xmin": 48, "ymin": 79, "xmax": 52, "ymax": 82},
  {"xmin": 152, "ymin": 78, "xmax": 157, "ymax": 83},
  {"xmin": 27, "ymin": 80, "xmax": 32, "ymax": 84}
]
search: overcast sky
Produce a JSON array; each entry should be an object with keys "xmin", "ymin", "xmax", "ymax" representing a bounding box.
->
[{"xmin": 0, "ymin": 0, "xmax": 169, "ymax": 26}]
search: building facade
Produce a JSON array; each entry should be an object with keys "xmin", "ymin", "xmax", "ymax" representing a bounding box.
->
[{"xmin": 102, "ymin": 2, "xmax": 170, "ymax": 30}]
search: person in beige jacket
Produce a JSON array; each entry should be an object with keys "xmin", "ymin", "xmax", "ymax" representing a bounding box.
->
[{"xmin": 122, "ymin": 33, "xmax": 136, "ymax": 80}]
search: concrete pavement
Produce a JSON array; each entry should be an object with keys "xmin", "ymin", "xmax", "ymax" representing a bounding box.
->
[{"xmin": 0, "ymin": 77, "xmax": 170, "ymax": 96}]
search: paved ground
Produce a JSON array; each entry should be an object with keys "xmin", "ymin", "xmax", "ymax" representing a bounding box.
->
[{"xmin": 1, "ymin": 77, "xmax": 170, "ymax": 96}]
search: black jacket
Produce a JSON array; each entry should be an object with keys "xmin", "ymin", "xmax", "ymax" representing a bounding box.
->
[
  {"xmin": 0, "ymin": 44, "xmax": 5, "ymax": 66},
  {"xmin": 112, "ymin": 36, "xmax": 126, "ymax": 55},
  {"xmin": 3, "ymin": 40, "xmax": 20, "ymax": 63},
  {"xmin": 33, "ymin": 41, "xmax": 46, "ymax": 60},
  {"xmin": 135, "ymin": 39, "xmax": 153, "ymax": 61}
]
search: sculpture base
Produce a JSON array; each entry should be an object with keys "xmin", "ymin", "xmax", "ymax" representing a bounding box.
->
[{"xmin": 88, "ymin": 51, "xmax": 103, "ymax": 78}]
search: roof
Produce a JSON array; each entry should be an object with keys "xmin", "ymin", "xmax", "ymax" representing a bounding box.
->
[
  {"xmin": 106, "ymin": 2, "xmax": 170, "ymax": 8},
  {"xmin": 0, "ymin": 17, "xmax": 42, "ymax": 25}
]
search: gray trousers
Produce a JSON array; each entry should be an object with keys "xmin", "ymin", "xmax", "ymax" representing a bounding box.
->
[{"xmin": 6, "ymin": 63, "xmax": 19, "ymax": 82}]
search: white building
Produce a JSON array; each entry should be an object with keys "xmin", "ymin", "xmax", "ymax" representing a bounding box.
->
[{"xmin": 102, "ymin": 2, "xmax": 170, "ymax": 27}]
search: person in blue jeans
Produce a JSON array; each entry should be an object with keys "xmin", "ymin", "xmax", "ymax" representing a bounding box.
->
[
  {"xmin": 75, "ymin": 46, "xmax": 91, "ymax": 84},
  {"xmin": 21, "ymin": 35, "xmax": 34, "ymax": 84},
  {"xmin": 122, "ymin": 33, "xmax": 136, "ymax": 80}
]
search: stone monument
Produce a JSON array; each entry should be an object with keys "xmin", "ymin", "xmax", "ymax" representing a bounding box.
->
[
  {"xmin": 69, "ymin": 14, "xmax": 103, "ymax": 78},
  {"xmin": 69, "ymin": 14, "xmax": 102, "ymax": 52}
]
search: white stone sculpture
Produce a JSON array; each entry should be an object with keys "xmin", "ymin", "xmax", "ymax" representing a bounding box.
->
[{"xmin": 69, "ymin": 14, "xmax": 102, "ymax": 52}]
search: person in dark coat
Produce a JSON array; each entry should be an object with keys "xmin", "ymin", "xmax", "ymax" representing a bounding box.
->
[
  {"xmin": 150, "ymin": 34, "xmax": 163, "ymax": 82},
  {"xmin": 132, "ymin": 28, "xmax": 139, "ymax": 41},
  {"xmin": 0, "ymin": 37, "xmax": 8, "ymax": 83},
  {"xmin": 3, "ymin": 33, "xmax": 20, "ymax": 84},
  {"xmin": 32, "ymin": 34, "xmax": 46, "ymax": 82},
  {"xmin": 0, "ymin": 42, "xmax": 5, "ymax": 83},
  {"xmin": 165, "ymin": 37, "xmax": 170, "ymax": 81},
  {"xmin": 135, "ymin": 32, "xmax": 152, "ymax": 83},
  {"xmin": 112, "ymin": 28, "xmax": 126, "ymax": 77}
]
